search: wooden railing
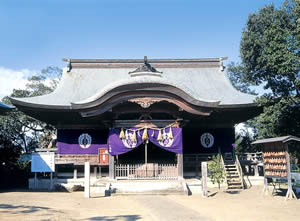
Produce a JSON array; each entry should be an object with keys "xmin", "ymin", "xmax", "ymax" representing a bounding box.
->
[
  {"xmin": 183, "ymin": 154, "xmax": 213, "ymax": 165},
  {"xmin": 115, "ymin": 163, "xmax": 178, "ymax": 180},
  {"xmin": 235, "ymin": 155, "xmax": 246, "ymax": 189},
  {"xmin": 220, "ymin": 153, "xmax": 228, "ymax": 186}
]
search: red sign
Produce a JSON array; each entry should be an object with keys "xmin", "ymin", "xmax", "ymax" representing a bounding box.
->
[{"xmin": 99, "ymin": 148, "xmax": 109, "ymax": 165}]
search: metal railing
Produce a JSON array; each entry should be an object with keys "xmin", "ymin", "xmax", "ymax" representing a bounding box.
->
[
  {"xmin": 237, "ymin": 152, "xmax": 263, "ymax": 163},
  {"xmin": 115, "ymin": 163, "xmax": 178, "ymax": 180}
]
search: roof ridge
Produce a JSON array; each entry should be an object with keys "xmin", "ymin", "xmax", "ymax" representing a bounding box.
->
[{"xmin": 62, "ymin": 57, "xmax": 228, "ymax": 63}]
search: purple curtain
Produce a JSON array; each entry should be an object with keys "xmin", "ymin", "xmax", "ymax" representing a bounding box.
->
[
  {"xmin": 57, "ymin": 129, "xmax": 108, "ymax": 154},
  {"xmin": 108, "ymin": 128, "xmax": 183, "ymax": 155}
]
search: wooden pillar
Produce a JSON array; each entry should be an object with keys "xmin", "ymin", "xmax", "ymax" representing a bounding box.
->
[
  {"xmin": 73, "ymin": 168, "xmax": 77, "ymax": 179},
  {"xmin": 49, "ymin": 172, "xmax": 53, "ymax": 190},
  {"xmin": 98, "ymin": 166, "xmax": 101, "ymax": 178},
  {"xmin": 201, "ymin": 162, "xmax": 208, "ymax": 197},
  {"xmin": 263, "ymin": 177, "xmax": 269, "ymax": 195},
  {"xmin": 94, "ymin": 167, "xmax": 97, "ymax": 178},
  {"xmin": 34, "ymin": 172, "xmax": 37, "ymax": 189},
  {"xmin": 285, "ymin": 145, "xmax": 296, "ymax": 200},
  {"xmin": 109, "ymin": 154, "xmax": 115, "ymax": 180},
  {"xmin": 254, "ymin": 164, "xmax": 259, "ymax": 177},
  {"xmin": 84, "ymin": 162, "xmax": 90, "ymax": 198},
  {"xmin": 177, "ymin": 154, "xmax": 183, "ymax": 180},
  {"xmin": 145, "ymin": 140, "xmax": 148, "ymax": 164},
  {"xmin": 262, "ymin": 152, "xmax": 269, "ymax": 195}
]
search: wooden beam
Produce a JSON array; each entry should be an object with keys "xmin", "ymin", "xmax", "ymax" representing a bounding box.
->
[{"xmin": 113, "ymin": 119, "xmax": 181, "ymax": 128}]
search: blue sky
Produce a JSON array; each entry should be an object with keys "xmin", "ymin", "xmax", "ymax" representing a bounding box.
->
[{"xmin": 0, "ymin": 0, "xmax": 283, "ymax": 97}]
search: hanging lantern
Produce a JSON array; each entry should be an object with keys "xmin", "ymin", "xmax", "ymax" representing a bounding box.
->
[
  {"xmin": 168, "ymin": 127, "xmax": 173, "ymax": 139},
  {"xmin": 131, "ymin": 130, "xmax": 137, "ymax": 142},
  {"xmin": 142, "ymin": 128, "xmax": 148, "ymax": 141},
  {"xmin": 157, "ymin": 129, "xmax": 163, "ymax": 141},
  {"xmin": 119, "ymin": 128, "xmax": 125, "ymax": 139}
]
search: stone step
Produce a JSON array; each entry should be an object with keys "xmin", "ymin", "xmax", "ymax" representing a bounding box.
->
[
  {"xmin": 227, "ymin": 184, "xmax": 243, "ymax": 188},
  {"xmin": 227, "ymin": 187, "xmax": 243, "ymax": 190},
  {"xmin": 110, "ymin": 181, "xmax": 184, "ymax": 195},
  {"xmin": 113, "ymin": 191, "xmax": 186, "ymax": 195},
  {"xmin": 225, "ymin": 164, "xmax": 236, "ymax": 167},
  {"xmin": 225, "ymin": 168, "xmax": 237, "ymax": 171},
  {"xmin": 227, "ymin": 177, "xmax": 241, "ymax": 180},
  {"xmin": 224, "ymin": 161, "xmax": 235, "ymax": 165},
  {"xmin": 228, "ymin": 181, "xmax": 242, "ymax": 185},
  {"xmin": 226, "ymin": 171, "xmax": 239, "ymax": 175},
  {"xmin": 226, "ymin": 176, "xmax": 239, "ymax": 180},
  {"xmin": 226, "ymin": 176, "xmax": 241, "ymax": 181}
]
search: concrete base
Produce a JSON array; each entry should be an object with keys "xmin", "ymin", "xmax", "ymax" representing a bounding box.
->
[
  {"xmin": 110, "ymin": 180, "xmax": 185, "ymax": 195},
  {"xmin": 28, "ymin": 177, "xmax": 109, "ymax": 193},
  {"xmin": 28, "ymin": 175, "xmax": 265, "ymax": 195},
  {"xmin": 185, "ymin": 179, "xmax": 202, "ymax": 195}
]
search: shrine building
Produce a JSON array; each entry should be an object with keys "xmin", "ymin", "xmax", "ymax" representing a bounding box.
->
[{"xmin": 10, "ymin": 57, "xmax": 260, "ymax": 180}]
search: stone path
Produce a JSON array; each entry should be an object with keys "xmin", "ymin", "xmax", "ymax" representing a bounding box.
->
[{"xmin": 133, "ymin": 195, "xmax": 211, "ymax": 221}]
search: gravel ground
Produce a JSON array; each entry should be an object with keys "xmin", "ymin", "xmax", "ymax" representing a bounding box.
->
[{"xmin": 0, "ymin": 185, "xmax": 299, "ymax": 221}]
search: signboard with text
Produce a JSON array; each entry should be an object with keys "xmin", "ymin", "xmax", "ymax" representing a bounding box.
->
[{"xmin": 31, "ymin": 152, "xmax": 55, "ymax": 172}]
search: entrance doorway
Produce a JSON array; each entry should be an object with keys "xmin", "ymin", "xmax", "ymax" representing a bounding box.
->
[
  {"xmin": 117, "ymin": 141, "xmax": 176, "ymax": 164},
  {"xmin": 115, "ymin": 141, "xmax": 178, "ymax": 179}
]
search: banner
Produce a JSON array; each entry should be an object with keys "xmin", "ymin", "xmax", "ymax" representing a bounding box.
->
[
  {"xmin": 57, "ymin": 129, "xmax": 108, "ymax": 154},
  {"xmin": 108, "ymin": 127, "xmax": 183, "ymax": 155}
]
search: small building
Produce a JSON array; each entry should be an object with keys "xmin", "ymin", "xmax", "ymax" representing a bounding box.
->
[{"xmin": 10, "ymin": 57, "xmax": 260, "ymax": 180}]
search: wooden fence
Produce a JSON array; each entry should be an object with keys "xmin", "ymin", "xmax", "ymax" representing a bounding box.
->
[{"xmin": 115, "ymin": 163, "xmax": 178, "ymax": 180}]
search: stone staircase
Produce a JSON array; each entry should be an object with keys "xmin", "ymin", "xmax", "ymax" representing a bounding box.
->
[{"xmin": 223, "ymin": 153, "xmax": 244, "ymax": 191}]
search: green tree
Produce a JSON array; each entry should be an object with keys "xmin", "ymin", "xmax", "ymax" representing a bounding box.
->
[
  {"xmin": 240, "ymin": 0, "xmax": 300, "ymax": 138},
  {"xmin": 208, "ymin": 154, "xmax": 225, "ymax": 190},
  {"xmin": 241, "ymin": 0, "xmax": 300, "ymax": 99},
  {"xmin": 229, "ymin": 0, "xmax": 300, "ymax": 160},
  {"xmin": 0, "ymin": 66, "xmax": 61, "ymax": 188},
  {"xmin": 227, "ymin": 62, "xmax": 257, "ymax": 95},
  {"xmin": 0, "ymin": 66, "xmax": 62, "ymax": 153}
]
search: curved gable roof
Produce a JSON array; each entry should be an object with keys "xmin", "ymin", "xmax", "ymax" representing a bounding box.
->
[{"xmin": 10, "ymin": 58, "xmax": 257, "ymax": 111}]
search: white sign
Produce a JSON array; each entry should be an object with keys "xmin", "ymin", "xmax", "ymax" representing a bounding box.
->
[
  {"xmin": 31, "ymin": 152, "xmax": 55, "ymax": 172},
  {"xmin": 201, "ymin": 133, "xmax": 214, "ymax": 148}
]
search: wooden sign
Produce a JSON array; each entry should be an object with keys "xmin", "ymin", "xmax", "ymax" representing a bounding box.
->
[
  {"xmin": 263, "ymin": 148, "xmax": 288, "ymax": 178},
  {"xmin": 99, "ymin": 148, "xmax": 109, "ymax": 165}
]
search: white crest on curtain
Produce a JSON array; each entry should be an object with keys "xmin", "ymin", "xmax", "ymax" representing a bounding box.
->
[
  {"xmin": 122, "ymin": 130, "xmax": 137, "ymax": 148},
  {"xmin": 201, "ymin": 133, "xmax": 214, "ymax": 148},
  {"xmin": 158, "ymin": 129, "xmax": 174, "ymax": 147},
  {"xmin": 78, "ymin": 133, "xmax": 92, "ymax": 149}
]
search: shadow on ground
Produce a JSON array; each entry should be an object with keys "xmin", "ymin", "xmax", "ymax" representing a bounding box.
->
[
  {"xmin": 87, "ymin": 215, "xmax": 141, "ymax": 221},
  {"xmin": 0, "ymin": 204, "xmax": 63, "ymax": 215},
  {"xmin": 207, "ymin": 191, "xmax": 218, "ymax": 197},
  {"xmin": 271, "ymin": 188, "xmax": 299, "ymax": 199},
  {"xmin": 224, "ymin": 190, "xmax": 241, "ymax": 194}
]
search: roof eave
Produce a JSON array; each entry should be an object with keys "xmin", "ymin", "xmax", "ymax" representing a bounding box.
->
[{"xmin": 9, "ymin": 97, "xmax": 71, "ymax": 110}]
